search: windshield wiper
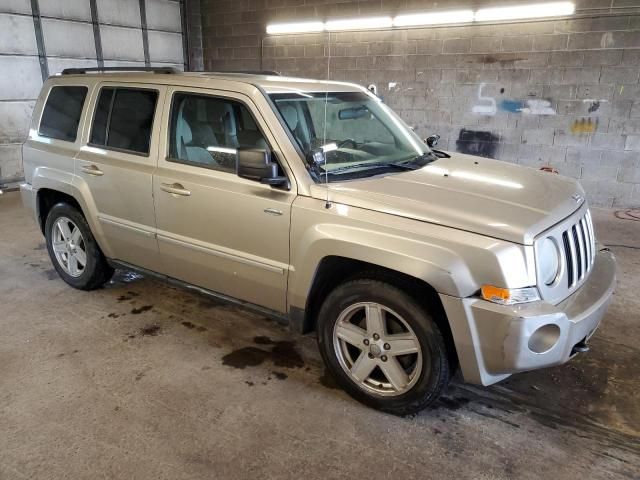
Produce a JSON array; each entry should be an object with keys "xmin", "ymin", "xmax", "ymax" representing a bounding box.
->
[{"xmin": 326, "ymin": 160, "xmax": 419, "ymax": 175}]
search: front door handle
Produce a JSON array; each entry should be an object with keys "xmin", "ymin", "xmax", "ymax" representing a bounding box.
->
[
  {"xmin": 80, "ymin": 164, "xmax": 104, "ymax": 176},
  {"xmin": 160, "ymin": 182, "xmax": 191, "ymax": 197},
  {"xmin": 263, "ymin": 208, "xmax": 283, "ymax": 216}
]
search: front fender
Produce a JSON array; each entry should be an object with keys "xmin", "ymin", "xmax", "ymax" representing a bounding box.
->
[
  {"xmin": 288, "ymin": 197, "xmax": 535, "ymax": 309},
  {"xmin": 288, "ymin": 196, "xmax": 535, "ymax": 312}
]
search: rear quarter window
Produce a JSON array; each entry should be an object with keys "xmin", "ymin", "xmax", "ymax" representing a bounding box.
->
[
  {"xmin": 89, "ymin": 87, "xmax": 158, "ymax": 155},
  {"xmin": 38, "ymin": 86, "xmax": 88, "ymax": 142}
]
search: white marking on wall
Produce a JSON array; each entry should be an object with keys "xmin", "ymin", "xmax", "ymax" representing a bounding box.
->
[{"xmin": 472, "ymin": 83, "xmax": 497, "ymax": 116}]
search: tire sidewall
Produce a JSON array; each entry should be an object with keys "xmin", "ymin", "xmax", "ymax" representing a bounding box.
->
[
  {"xmin": 317, "ymin": 280, "xmax": 449, "ymax": 414},
  {"xmin": 45, "ymin": 203, "xmax": 102, "ymax": 289}
]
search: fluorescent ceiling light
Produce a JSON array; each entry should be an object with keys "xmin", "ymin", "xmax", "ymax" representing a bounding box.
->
[
  {"xmin": 394, "ymin": 10, "xmax": 474, "ymax": 26},
  {"xmin": 475, "ymin": 2, "xmax": 575, "ymax": 21},
  {"xmin": 266, "ymin": 21, "xmax": 324, "ymax": 34},
  {"xmin": 325, "ymin": 16, "xmax": 393, "ymax": 31}
]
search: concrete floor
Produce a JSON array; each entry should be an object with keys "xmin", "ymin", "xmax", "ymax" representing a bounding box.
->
[{"xmin": 1, "ymin": 190, "xmax": 638, "ymax": 479}]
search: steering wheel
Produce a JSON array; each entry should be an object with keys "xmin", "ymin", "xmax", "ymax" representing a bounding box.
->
[{"xmin": 338, "ymin": 138, "xmax": 358, "ymax": 149}]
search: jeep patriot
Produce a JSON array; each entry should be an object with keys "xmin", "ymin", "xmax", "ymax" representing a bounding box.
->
[{"xmin": 20, "ymin": 67, "xmax": 616, "ymax": 414}]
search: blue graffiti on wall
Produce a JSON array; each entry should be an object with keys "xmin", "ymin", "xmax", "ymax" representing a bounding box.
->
[{"xmin": 500, "ymin": 99, "xmax": 525, "ymax": 113}]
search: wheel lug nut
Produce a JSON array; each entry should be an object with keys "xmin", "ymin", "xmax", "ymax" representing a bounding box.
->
[
  {"xmin": 363, "ymin": 339, "xmax": 369, "ymax": 346},
  {"xmin": 373, "ymin": 333, "xmax": 380, "ymax": 340},
  {"xmin": 381, "ymin": 355, "xmax": 387, "ymax": 362},
  {"xmin": 384, "ymin": 343, "xmax": 390, "ymax": 350},
  {"xmin": 368, "ymin": 353, "xmax": 374, "ymax": 359}
]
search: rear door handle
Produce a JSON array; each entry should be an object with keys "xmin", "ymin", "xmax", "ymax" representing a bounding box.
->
[
  {"xmin": 80, "ymin": 164, "xmax": 104, "ymax": 176},
  {"xmin": 160, "ymin": 182, "xmax": 191, "ymax": 197}
]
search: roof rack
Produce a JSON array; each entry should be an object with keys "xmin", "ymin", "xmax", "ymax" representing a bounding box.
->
[
  {"xmin": 61, "ymin": 66, "xmax": 178, "ymax": 75},
  {"xmin": 212, "ymin": 70, "xmax": 280, "ymax": 76}
]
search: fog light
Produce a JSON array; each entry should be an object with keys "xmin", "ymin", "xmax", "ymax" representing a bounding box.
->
[{"xmin": 528, "ymin": 324, "xmax": 560, "ymax": 353}]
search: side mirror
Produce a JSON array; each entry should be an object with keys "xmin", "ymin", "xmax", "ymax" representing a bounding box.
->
[
  {"xmin": 237, "ymin": 148, "xmax": 288, "ymax": 187},
  {"xmin": 425, "ymin": 134, "xmax": 440, "ymax": 148}
]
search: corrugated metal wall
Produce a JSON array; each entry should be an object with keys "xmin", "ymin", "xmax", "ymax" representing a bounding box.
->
[{"xmin": 0, "ymin": 0, "xmax": 185, "ymax": 185}]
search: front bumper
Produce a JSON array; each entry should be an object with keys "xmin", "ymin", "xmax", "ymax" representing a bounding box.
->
[{"xmin": 440, "ymin": 249, "xmax": 616, "ymax": 386}]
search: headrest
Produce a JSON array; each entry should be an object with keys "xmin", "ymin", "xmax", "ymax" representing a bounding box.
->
[
  {"xmin": 280, "ymin": 104, "xmax": 298, "ymax": 131},
  {"xmin": 178, "ymin": 120, "xmax": 193, "ymax": 144}
]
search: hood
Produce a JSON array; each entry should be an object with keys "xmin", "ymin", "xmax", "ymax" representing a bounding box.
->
[{"xmin": 312, "ymin": 153, "xmax": 585, "ymax": 245}]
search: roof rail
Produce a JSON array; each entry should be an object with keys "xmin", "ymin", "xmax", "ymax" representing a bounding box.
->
[
  {"xmin": 61, "ymin": 66, "xmax": 179, "ymax": 75},
  {"xmin": 212, "ymin": 70, "xmax": 280, "ymax": 76}
]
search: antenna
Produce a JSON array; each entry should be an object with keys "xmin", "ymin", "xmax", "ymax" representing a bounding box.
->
[{"xmin": 324, "ymin": 32, "xmax": 331, "ymax": 209}]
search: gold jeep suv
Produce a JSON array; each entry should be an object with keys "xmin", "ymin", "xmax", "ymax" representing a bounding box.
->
[{"xmin": 21, "ymin": 67, "xmax": 616, "ymax": 414}]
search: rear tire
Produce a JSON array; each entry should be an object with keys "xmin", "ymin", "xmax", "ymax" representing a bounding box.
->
[
  {"xmin": 45, "ymin": 202, "xmax": 114, "ymax": 290},
  {"xmin": 317, "ymin": 278, "xmax": 450, "ymax": 415}
]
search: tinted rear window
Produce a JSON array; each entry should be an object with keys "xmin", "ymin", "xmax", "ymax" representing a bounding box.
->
[
  {"xmin": 39, "ymin": 86, "xmax": 88, "ymax": 142},
  {"xmin": 90, "ymin": 87, "xmax": 158, "ymax": 155}
]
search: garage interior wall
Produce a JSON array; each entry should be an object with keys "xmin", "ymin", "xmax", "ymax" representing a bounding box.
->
[
  {"xmin": 0, "ymin": 0, "xmax": 186, "ymax": 186},
  {"xmin": 199, "ymin": 0, "xmax": 640, "ymax": 208}
]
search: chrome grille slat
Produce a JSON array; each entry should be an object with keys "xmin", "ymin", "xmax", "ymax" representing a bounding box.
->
[
  {"xmin": 562, "ymin": 232, "xmax": 574, "ymax": 287},
  {"xmin": 567, "ymin": 226, "xmax": 579, "ymax": 288},
  {"xmin": 586, "ymin": 210, "xmax": 596, "ymax": 264},
  {"xmin": 581, "ymin": 218, "xmax": 591, "ymax": 271},
  {"xmin": 573, "ymin": 225, "xmax": 583, "ymax": 281}
]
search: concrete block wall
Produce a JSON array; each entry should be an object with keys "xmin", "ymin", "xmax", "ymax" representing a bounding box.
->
[
  {"xmin": 200, "ymin": 0, "xmax": 640, "ymax": 207},
  {"xmin": 0, "ymin": 0, "xmax": 185, "ymax": 185}
]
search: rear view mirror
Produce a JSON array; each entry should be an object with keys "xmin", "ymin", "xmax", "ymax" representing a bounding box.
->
[
  {"xmin": 237, "ymin": 148, "xmax": 288, "ymax": 187},
  {"xmin": 338, "ymin": 106, "xmax": 369, "ymax": 120}
]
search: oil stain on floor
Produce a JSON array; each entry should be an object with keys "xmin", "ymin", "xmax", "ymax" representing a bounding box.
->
[{"xmin": 222, "ymin": 336, "xmax": 305, "ymax": 370}]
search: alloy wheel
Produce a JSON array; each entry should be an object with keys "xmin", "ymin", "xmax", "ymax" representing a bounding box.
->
[
  {"xmin": 332, "ymin": 302, "xmax": 423, "ymax": 397},
  {"xmin": 51, "ymin": 217, "xmax": 87, "ymax": 278}
]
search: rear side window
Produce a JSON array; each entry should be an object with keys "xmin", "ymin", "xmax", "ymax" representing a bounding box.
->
[
  {"xmin": 39, "ymin": 86, "xmax": 88, "ymax": 142},
  {"xmin": 90, "ymin": 87, "xmax": 158, "ymax": 155}
]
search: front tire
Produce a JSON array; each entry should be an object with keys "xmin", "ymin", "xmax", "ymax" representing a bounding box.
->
[
  {"xmin": 317, "ymin": 279, "xmax": 450, "ymax": 415},
  {"xmin": 45, "ymin": 202, "xmax": 114, "ymax": 290}
]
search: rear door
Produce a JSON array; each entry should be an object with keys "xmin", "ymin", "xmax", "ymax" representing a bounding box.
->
[
  {"xmin": 74, "ymin": 82, "xmax": 165, "ymax": 272},
  {"xmin": 153, "ymin": 87, "xmax": 296, "ymax": 312}
]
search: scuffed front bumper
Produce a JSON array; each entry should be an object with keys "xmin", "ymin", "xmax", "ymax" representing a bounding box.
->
[{"xmin": 440, "ymin": 249, "xmax": 616, "ymax": 386}]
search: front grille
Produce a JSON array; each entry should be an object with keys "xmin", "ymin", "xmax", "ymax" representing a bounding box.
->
[{"xmin": 560, "ymin": 210, "xmax": 596, "ymax": 288}]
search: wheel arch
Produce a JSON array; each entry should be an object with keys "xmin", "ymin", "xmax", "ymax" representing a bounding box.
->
[
  {"xmin": 37, "ymin": 188, "xmax": 83, "ymax": 234},
  {"xmin": 292, "ymin": 255, "xmax": 459, "ymax": 370}
]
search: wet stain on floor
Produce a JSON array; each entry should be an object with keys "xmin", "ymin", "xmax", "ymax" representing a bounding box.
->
[
  {"xmin": 44, "ymin": 269, "xmax": 58, "ymax": 280},
  {"xmin": 222, "ymin": 346, "xmax": 269, "ymax": 369},
  {"xmin": 138, "ymin": 324, "xmax": 161, "ymax": 336},
  {"xmin": 131, "ymin": 305, "xmax": 153, "ymax": 315},
  {"xmin": 222, "ymin": 336, "xmax": 304, "ymax": 370},
  {"xmin": 437, "ymin": 396, "xmax": 471, "ymax": 411},
  {"xmin": 181, "ymin": 321, "xmax": 208, "ymax": 332},
  {"xmin": 319, "ymin": 370, "xmax": 340, "ymax": 390},
  {"xmin": 118, "ymin": 291, "xmax": 140, "ymax": 302}
]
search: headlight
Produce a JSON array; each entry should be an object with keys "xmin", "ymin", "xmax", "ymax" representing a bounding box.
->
[{"xmin": 538, "ymin": 237, "xmax": 561, "ymax": 285}]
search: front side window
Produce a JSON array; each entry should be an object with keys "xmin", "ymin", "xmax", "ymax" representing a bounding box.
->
[
  {"xmin": 39, "ymin": 86, "xmax": 88, "ymax": 142},
  {"xmin": 269, "ymin": 91, "xmax": 434, "ymax": 182},
  {"xmin": 90, "ymin": 87, "xmax": 158, "ymax": 155},
  {"xmin": 168, "ymin": 92, "xmax": 268, "ymax": 172}
]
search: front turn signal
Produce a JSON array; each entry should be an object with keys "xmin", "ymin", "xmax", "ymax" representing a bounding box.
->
[{"xmin": 481, "ymin": 285, "xmax": 540, "ymax": 305}]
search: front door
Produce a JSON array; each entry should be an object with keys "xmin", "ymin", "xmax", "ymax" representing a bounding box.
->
[
  {"xmin": 153, "ymin": 87, "xmax": 295, "ymax": 312},
  {"xmin": 75, "ymin": 83, "xmax": 165, "ymax": 272}
]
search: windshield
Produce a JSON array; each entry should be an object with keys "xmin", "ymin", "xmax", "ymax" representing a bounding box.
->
[{"xmin": 268, "ymin": 90, "xmax": 433, "ymax": 182}]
